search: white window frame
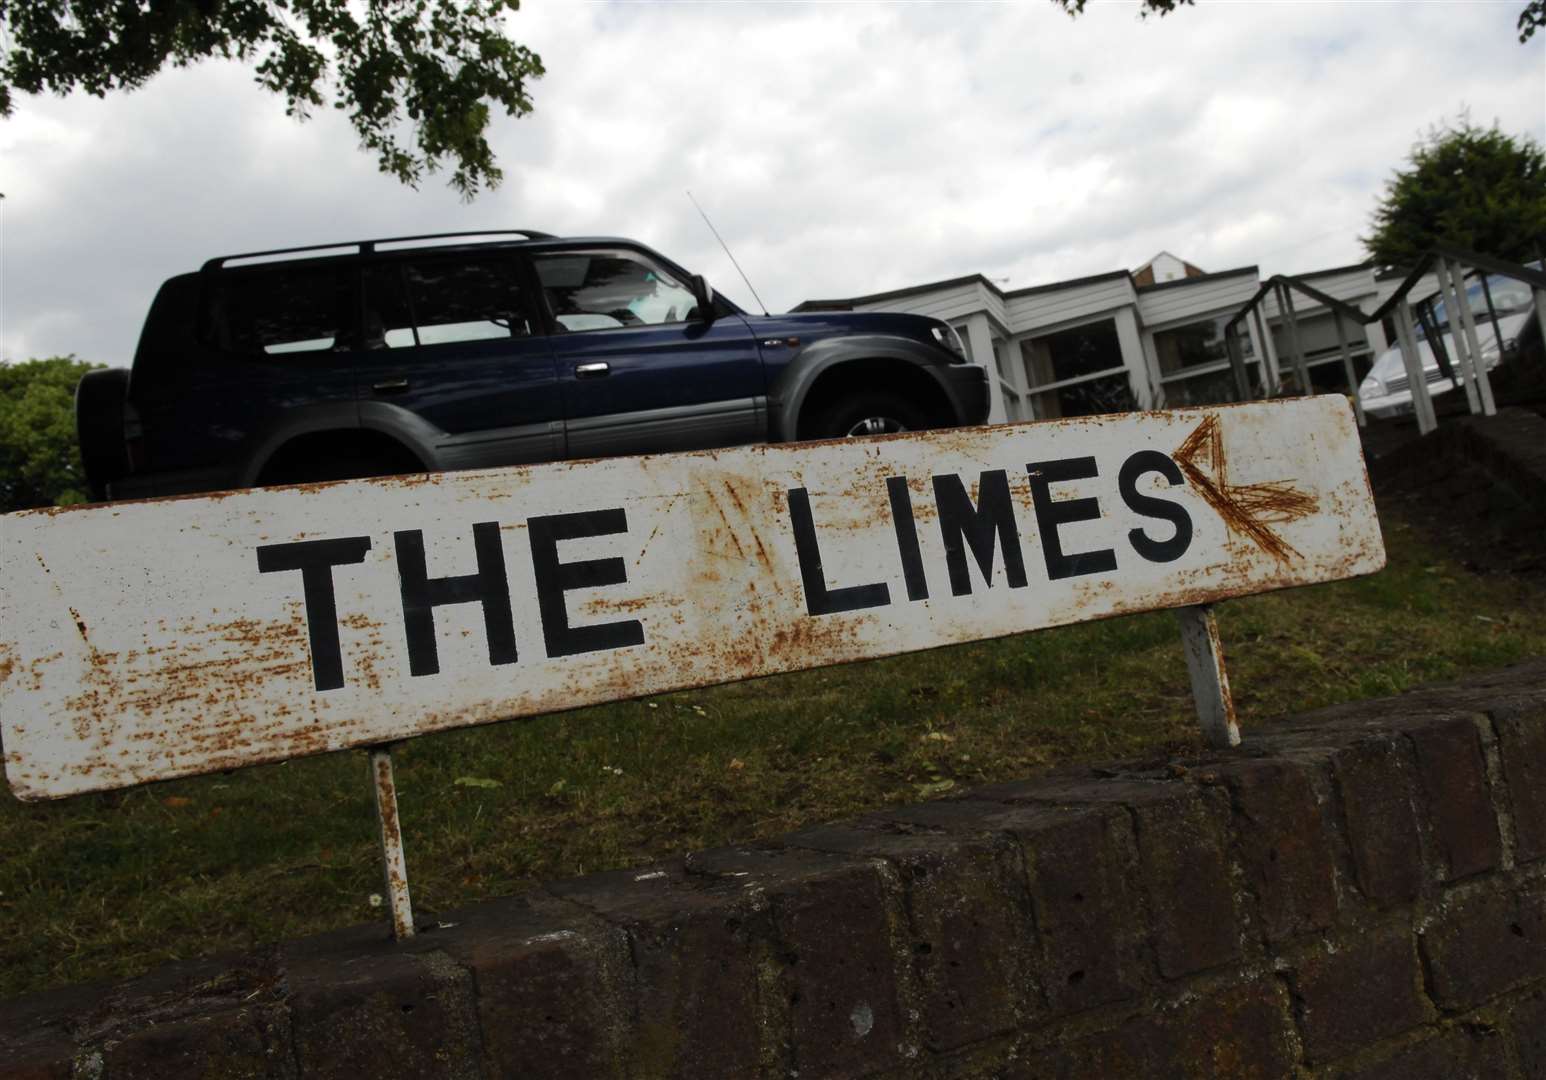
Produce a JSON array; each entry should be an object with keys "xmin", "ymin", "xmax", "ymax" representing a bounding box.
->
[{"xmin": 1011, "ymin": 313, "xmax": 1140, "ymax": 417}]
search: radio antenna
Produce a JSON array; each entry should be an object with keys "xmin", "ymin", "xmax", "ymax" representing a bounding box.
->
[{"xmin": 686, "ymin": 190, "xmax": 769, "ymax": 316}]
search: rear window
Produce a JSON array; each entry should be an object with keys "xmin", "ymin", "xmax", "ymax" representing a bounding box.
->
[
  {"xmin": 201, "ymin": 265, "xmax": 353, "ymax": 357},
  {"xmin": 363, "ymin": 254, "xmax": 532, "ymax": 348}
]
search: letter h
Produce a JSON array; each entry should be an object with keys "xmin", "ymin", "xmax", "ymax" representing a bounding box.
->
[{"xmin": 394, "ymin": 523, "xmax": 518, "ymax": 677}]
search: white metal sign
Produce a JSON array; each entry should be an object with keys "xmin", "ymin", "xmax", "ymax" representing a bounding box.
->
[{"xmin": 1, "ymin": 397, "xmax": 1383, "ymax": 800}]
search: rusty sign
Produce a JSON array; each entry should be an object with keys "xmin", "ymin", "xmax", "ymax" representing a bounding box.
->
[{"xmin": 1, "ymin": 396, "xmax": 1383, "ymax": 801}]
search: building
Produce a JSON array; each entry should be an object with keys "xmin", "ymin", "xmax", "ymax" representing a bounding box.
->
[{"xmin": 794, "ymin": 254, "xmax": 1392, "ymax": 424}]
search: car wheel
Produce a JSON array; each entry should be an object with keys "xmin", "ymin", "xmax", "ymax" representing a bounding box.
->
[{"xmin": 810, "ymin": 393, "xmax": 931, "ymax": 439}]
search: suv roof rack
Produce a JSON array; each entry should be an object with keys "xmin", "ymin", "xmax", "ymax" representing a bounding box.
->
[{"xmin": 201, "ymin": 230, "xmax": 559, "ymax": 272}]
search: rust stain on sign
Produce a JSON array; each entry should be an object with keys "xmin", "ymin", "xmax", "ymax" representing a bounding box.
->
[
  {"xmin": 0, "ymin": 396, "xmax": 1383, "ymax": 800},
  {"xmin": 1173, "ymin": 413, "xmax": 1318, "ymax": 563}
]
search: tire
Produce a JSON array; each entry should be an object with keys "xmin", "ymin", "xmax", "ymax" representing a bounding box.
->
[
  {"xmin": 808, "ymin": 392, "xmax": 932, "ymax": 439},
  {"xmin": 75, "ymin": 368, "xmax": 132, "ymax": 501}
]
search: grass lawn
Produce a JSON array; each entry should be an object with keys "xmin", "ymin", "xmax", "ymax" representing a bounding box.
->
[{"xmin": 3, "ymin": 492, "xmax": 1544, "ymax": 999}]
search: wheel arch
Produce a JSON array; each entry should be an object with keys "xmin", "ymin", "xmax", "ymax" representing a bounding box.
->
[
  {"xmin": 243, "ymin": 407, "xmax": 433, "ymax": 487},
  {"xmin": 776, "ymin": 340, "xmax": 955, "ymax": 442}
]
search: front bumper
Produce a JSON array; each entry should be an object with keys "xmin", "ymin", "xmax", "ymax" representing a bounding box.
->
[
  {"xmin": 941, "ymin": 363, "xmax": 992, "ymax": 426},
  {"xmin": 1360, "ymin": 355, "xmax": 1502, "ymax": 419},
  {"xmin": 1361, "ymin": 379, "xmax": 1457, "ymax": 419}
]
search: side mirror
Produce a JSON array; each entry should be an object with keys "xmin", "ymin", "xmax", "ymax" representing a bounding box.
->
[{"xmin": 688, "ymin": 274, "xmax": 716, "ymax": 323}]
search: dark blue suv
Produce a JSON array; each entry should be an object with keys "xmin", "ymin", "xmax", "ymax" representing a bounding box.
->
[{"xmin": 77, "ymin": 231, "xmax": 991, "ymax": 499}]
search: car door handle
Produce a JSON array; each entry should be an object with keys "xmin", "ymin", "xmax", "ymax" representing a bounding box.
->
[
  {"xmin": 372, "ymin": 378, "xmax": 410, "ymax": 394},
  {"xmin": 575, "ymin": 362, "xmax": 610, "ymax": 379}
]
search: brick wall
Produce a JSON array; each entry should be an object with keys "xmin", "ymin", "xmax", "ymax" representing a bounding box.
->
[{"xmin": 4, "ymin": 661, "xmax": 1545, "ymax": 1078}]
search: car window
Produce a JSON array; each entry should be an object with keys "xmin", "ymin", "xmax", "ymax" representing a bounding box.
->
[
  {"xmin": 533, "ymin": 251, "xmax": 699, "ymax": 332},
  {"xmin": 363, "ymin": 254, "xmax": 532, "ymax": 349},
  {"xmin": 202, "ymin": 265, "xmax": 352, "ymax": 358}
]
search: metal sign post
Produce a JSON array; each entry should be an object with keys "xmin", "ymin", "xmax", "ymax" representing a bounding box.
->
[
  {"xmin": 1175, "ymin": 605, "xmax": 1239, "ymax": 748},
  {"xmin": 370, "ymin": 747, "xmax": 415, "ymax": 940}
]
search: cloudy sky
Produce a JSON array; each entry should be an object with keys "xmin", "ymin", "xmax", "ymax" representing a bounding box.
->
[{"xmin": 1, "ymin": 0, "xmax": 1542, "ymax": 366}]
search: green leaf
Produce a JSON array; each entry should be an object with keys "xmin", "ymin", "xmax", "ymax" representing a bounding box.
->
[
  {"xmin": 0, "ymin": 1, "xmax": 544, "ymax": 198},
  {"xmin": 1363, "ymin": 114, "xmax": 1546, "ymax": 269},
  {"xmin": 454, "ymin": 776, "xmax": 501, "ymax": 789},
  {"xmin": 0, "ymin": 356, "xmax": 101, "ymax": 512}
]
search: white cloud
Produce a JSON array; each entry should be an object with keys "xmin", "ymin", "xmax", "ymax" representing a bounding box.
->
[{"xmin": 1, "ymin": 0, "xmax": 1541, "ymax": 364}]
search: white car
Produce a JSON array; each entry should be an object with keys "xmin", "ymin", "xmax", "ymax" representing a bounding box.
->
[{"xmin": 1358, "ymin": 272, "xmax": 1536, "ymax": 419}]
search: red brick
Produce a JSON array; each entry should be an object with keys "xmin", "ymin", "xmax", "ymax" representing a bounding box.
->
[
  {"xmin": 1506, "ymin": 988, "xmax": 1546, "ymax": 1077},
  {"xmin": 686, "ymin": 845, "xmax": 911, "ymax": 1079},
  {"xmin": 1005, "ymin": 804, "xmax": 1147, "ymax": 1014},
  {"xmin": 284, "ymin": 935, "xmax": 480, "ymax": 1080},
  {"xmin": 1287, "ymin": 925, "xmax": 1430, "ymax": 1064},
  {"xmin": 0, "ymin": 985, "xmax": 87, "ymax": 1080},
  {"xmin": 101, "ymin": 1006, "xmax": 293, "ymax": 1079},
  {"xmin": 433, "ymin": 893, "xmax": 630, "ymax": 1080},
  {"xmin": 1332, "ymin": 1027, "xmax": 1511, "ymax": 1080},
  {"xmin": 1494, "ymin": 705, "xmax": 1546, "ymax": 863},
  {"xmin": 1127, "ymin": 786, "xmax": 1241, "ymax": 978},
  {"xmin": 1163, "ymin": 982, "xmax": 1299, "ymax": 1080},
  {"xmin": 1332, "ymin": 735, "xmax": 1424, "ymax": 907},
  {"xmin": 0, "ymin": 1049, "xmax": 72, "ymax": 1080},
  {"xmin": 786, "ymin": 814, "xmax": 1033, "ymax": 1052},
  {"xmin": 1405, "ymin": 717, "xmax": 1502, "ymax": 881},
  {"xmin": 968, "ymin": 777, "xmax": 1240, "ymax": 980},
  {"xmin": 1011, "ymin": 980, "xmax": 1297, "ymax": 1080},
  {"xmin": 548, "ymin": 862, "xmax": 770, "ymax": 1079},
  {"xmin": 1211, "ymin": 758, "xmax": 1339, "ymax": 942},
  {"xmin": 872, "ymin": 797, "xmax": 1150, "ymax": 1018},
  {"xmin": 1420, "ymin": 880, "xmax": 1546, "ymax": 1010}
]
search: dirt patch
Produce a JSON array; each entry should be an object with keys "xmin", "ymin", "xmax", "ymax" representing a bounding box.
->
[{"xmin": 1365, "ymin": 415, "xmax": 1546, "ymax": 578}]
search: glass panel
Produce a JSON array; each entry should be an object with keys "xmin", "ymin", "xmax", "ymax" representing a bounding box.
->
[
  {"xmin": 363, "ymin": 255, "xmax": 529, "ymax": 348},
  {"xmin": 535, "ymin": 251, "xmax": 699, "ymax": 332},
  {"xmin": 204, "ymin": 265, "xmax": 351, "ymax": 358},
  {"xmin": 1154, "ymin": 314, "xmax": 1251, "ymax": 376},
  {"xmin": 1026, "ymin": 319, "xmax": 1125, "ymax": 385},
  {"xmin": 1281, "ymin": 312, "xmax": 1367, "ymax": 361},
  {"xmin": 363, "ymin": 264, "xmax": 416, "ymax": 349},
  {"xmin": 1163, "ymin": 364, "xmax": 1260, "ymax": 408},
  {"xmin": 1030, "ymin": 372, "xmax": 1137, "ymax": 420},
  {"xmin": 421, "ymin": 256, "xmax": 525, "ymax": 343}
]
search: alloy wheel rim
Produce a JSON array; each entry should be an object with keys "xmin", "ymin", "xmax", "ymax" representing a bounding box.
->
[{"xmin": 845, "ymin": 416, "xmax": 907, "ymax": 436}]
